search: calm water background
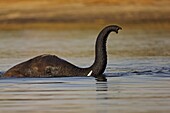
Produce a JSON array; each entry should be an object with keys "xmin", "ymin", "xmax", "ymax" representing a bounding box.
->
[{"xmin": 0, "ymin": 27, "xmax": 170, "ymax": 113}]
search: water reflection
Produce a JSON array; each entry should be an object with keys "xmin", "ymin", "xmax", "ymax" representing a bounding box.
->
[
  {"xmin": 96, "ymin": 82, "xmax": 108, "ymax": 92},
  {"xmin": 0, "ymin": 69, "xmax": 170, "ymax": 113},
  {"xmin": 95, "ymin": 82, "xmax": 109, "ymax": 113}
]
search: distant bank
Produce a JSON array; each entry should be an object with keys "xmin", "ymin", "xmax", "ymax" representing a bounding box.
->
[{"xmin": 0, "ymin": 0, "xmax": 169, "ymax": 29}]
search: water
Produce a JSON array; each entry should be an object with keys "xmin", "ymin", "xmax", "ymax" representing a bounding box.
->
[{"xmin": 0, "ymin": 28, "xmax": 170, "ymax": 113}]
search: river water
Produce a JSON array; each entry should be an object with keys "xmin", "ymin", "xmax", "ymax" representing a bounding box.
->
[{"xmin": 0, "ymin": 27, "xmax": 170, "ymax": 113}]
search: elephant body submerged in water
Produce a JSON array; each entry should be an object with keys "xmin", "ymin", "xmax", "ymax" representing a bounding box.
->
[{"xmin": 4, "ymin": 25, "xmax": 122, "ymax": 81}]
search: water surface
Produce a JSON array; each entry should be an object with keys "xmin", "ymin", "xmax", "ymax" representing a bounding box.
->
[{"xmin": 0, "ymin": 28, "xmax": 170, "ymax": 113}]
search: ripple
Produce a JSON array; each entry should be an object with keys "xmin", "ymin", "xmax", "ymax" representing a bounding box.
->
[
  {"xmin": 105, "ymin": 66, "xmax": 170, "ymax": 78},
  {"xmin": 130, "ymin": 67, "xmax": 170, "ymax": 76}
]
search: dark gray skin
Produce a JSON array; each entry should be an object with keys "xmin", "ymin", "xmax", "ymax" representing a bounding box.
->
[{"xmin": 4, "ymin": 25, "xmax": 122, "ymax": 81}]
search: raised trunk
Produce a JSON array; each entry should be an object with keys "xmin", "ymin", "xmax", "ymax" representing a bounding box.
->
[{"xmin": 90, "ymin": 25, "xmax": 122, "ymax": 77}]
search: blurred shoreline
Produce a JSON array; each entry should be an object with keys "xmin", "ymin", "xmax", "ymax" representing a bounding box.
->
[
  {"xmin": 0, "ymin": 22, "xmax": 170, "ymax": 31},
  {"xmin": 0, "ymin": 0, "xmax": 170, "ymax": 30}
]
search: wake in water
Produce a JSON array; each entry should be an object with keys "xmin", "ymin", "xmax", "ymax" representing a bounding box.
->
[
  {"xmin": 131, "ymin": 67, "xmax": 170, "ymax": 76},
  {"xmin": 1, "ymin": 57, "xmax": 170, "ymax": 79},
  {"xmin": 106, "ymin": 66, "xmax": 170, "ymax": 77},
  {"xmin": 1, "ymin": 66, "xmax": 170, "ymax": 79}
]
